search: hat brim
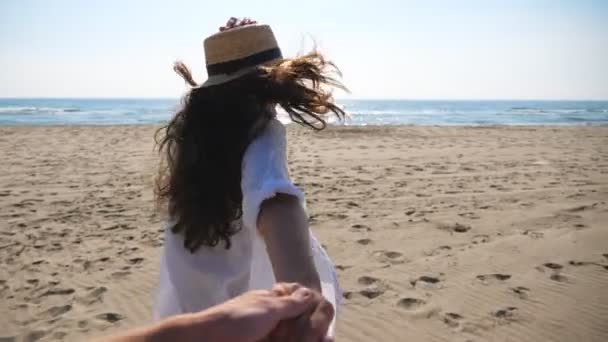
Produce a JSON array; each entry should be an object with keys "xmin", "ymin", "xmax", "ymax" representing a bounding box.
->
[{"xmin": 198, "ymin": 57, "xmax": 283, "ymax": 88}]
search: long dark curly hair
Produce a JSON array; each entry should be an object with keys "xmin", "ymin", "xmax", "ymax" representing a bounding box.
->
[{"xmin": 155, "ymin": 51, "xmax": 346, "ymax": 253}]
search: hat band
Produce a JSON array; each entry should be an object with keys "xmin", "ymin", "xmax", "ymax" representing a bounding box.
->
[{"xmin": 206, "ymin": 47, "xmax": 282, "ymax": 76}]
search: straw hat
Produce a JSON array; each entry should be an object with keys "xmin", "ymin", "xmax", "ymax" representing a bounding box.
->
[{"xmin": 201, "ymin": 24, "xmax": 283, "ymax": 87}]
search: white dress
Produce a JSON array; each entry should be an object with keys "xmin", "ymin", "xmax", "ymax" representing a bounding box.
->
[{"xmin": 153, "ymin": 119, "xmax": 341, "ymax": 335}]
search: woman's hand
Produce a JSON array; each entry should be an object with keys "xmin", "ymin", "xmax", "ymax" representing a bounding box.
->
[{"xmin": 265, "ymin": 283, "xmax": 335, "ymax": 342}]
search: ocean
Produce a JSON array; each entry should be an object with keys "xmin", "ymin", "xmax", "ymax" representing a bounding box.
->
[{"xmin": 0, "ymin": 98, "xmax": 607, "ymax": 126}]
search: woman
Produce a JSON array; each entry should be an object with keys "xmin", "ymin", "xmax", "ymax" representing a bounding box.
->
[{"xmin": 153, "ymin": 17, "xmax": 346, "ymax": 336}]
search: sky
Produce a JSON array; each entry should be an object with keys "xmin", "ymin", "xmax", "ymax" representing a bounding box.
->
[{"xmin": 1, "ymin": 0, "xmax": 607, "ymax": 100}]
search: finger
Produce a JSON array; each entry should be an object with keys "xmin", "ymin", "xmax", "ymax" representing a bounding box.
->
[
  {"xmin": 270, "ymin": 287, "xmax": 317, "ymax": 319},
  {"xmin": 308, "ymin": 299, "xmax": 335, "ymax": 340},
  {"xmin": 293, "ymin": 293, "xmax": 334, "ymax": 342},
  {"xmin": 271, "ymin": 282, "xmax": 302, "ymax": 296},
  {"xmin": 272, "ymin": 314, "xmax": 314, "ymax": 342}
]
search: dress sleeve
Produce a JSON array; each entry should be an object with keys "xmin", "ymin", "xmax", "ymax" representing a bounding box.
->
[{"xmin": 241, "ymin": 119, "xmax": 305, "ymax": 231}]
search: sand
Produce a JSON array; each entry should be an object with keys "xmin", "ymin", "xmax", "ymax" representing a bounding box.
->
[{"xmin": 1, "ymin": 125, "xmax": 607, "ymax": 341}]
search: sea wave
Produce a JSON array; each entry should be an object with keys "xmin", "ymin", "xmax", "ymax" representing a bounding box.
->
[
  {"xmin": 1, "ymin": 99, "xmax": 607, "ymax": 126},
  {"xmin": 508, "ymin": 107, "xmax": 548, "ymax": 114},
  {"xmin": 508, "ymin": 107, "xmax": 607, "ymax": 114},
  {"xmin": 586, "ymin": 108, "xmax": 608, "ymax": 113},
  {"xmin": 0, "ymin": 106, "xmax": 82, "ymax": 114}
]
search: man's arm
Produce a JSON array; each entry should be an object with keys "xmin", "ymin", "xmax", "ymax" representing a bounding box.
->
[
  {"xmin": 98, "ymin": 313, "xmax": 220, "ymax": 342},
  {"xmin": 97, "ymin": 284, "xmax": 332, "ymax": 342}
]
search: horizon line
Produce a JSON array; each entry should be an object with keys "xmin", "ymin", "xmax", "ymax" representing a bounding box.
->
[{"xmin": 1, "ymin": 97, "xmax": 608, "ymax": 102}]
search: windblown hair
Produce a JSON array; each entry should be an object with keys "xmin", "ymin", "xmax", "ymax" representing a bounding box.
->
[{"xmin": 155, "ymin": 51, "xmax": 346, "ymax": 252}]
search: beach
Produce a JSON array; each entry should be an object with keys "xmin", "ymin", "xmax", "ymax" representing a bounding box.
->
[{"xmin": 1, "ymin": 124, "xmax": 607, "ymax": 341}]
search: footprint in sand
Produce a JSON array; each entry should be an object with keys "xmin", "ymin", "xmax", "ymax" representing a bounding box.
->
[
  {"xmin": 396, "ymin": 297, "xmax": 427, "ymax": 310},
  {"xmin": 373, "ymin": 250, "xmax": 406, "ymax": 264},
  {"xmin": 535, "ymin": 264, "xmax": 569, "ymax": 282},
  {"xmin": 410, "ymin": 276, "xmax": 442, "ymax": 289},
  {"xmin": 471, "ymin": 234, "xmax": 490, "ymax": 244},
  {"xmin": 42, "ymin": 305, "xmax": 72, "ymax": 318},
  {"xmin": 569, "ymin": 260, "xmax": 592, "ymax": 266},
  {"xmin": 22, "ymin": 330, "xmax": 47, "ymax": 342},
  {"xmin": 77, "ymin": 286, "xmax": 107, "ymax": 305},
  {"xmin": 343, "ymin": 287, "xmax": 385, "ymax": 300},
  {"xmin": 342, "ymin": 291, "xmax": 354, "ymax": 299},
  {"xmin": 350, "ymin": 224, "xmax": 371, "ymax": 232},
  {"xmin": 77, "ymin": 319, "xmax": 89, "ymax": 329},
  {"xmin": 569, "ymin": 260, "xmax": 608, "ymax": 270},
  {"xmin": 563, "ymin": 203, "xmax": 599, "ymax": 212},
  {"xmin": 128, "ymin": 257, "xmax": 144, "ymax": 265},
  {"xmin": 522, "ymin": 230, "xmax": 544, "ymax": 239},
  {"xmin": 345, "ymin": 276, "xmax": 388, "ymax": 300},
  {"xmin": 357, "ymin": 276, "xmax": 379, "ymax": 286},
  {"xmin": 458, "ymin": 212, "xmax": 480, "ymax": 219},
  {"xmin": 39, "ymin": 288, "xmax": 75, "ymax": 297},
  {"xmin": 424, "ymin": 245, "xmax": 452, "ymax": 256},
  {"xmin": 358, "ymin": 288, "xmax": 384, "ymax": 299},
  {"xmin": 510, "ymin": 286, "xmax": 531, "ymax": 299},
  {"xmin": 111, "ymin": 271, "xmax": 131, "ymax": 279},
  {"xmin": 493, "ymin": 307, "xmax": 518, "ymax": 321},
  {"xmin": 441, "ymin": 312, "xmax": 464, "ymax": 327},
  {"xmin": 51, "ymin": 331, "xmax": 67, "ymax": 340},
  {"xmin": 542, "ymin": 262, "xmax": 563, "ymax": 270},
  {"xmin": 549, "ymin": 274, "xmax": 568, "ymax": 282},
  {"xmin": 346, "ymin": 201, "xmax": 360, "ymax": 208},
  {"xmin": 476, "ymin": 274, "xmax": 511, "ymax": 285},
  {"xmin": 356, "ymin": 238, "xmax": 372, "ymax": 245},
  {"xmin": 96, "ymin": 312, "xmax": 124, "ymax": 323},
  {"xmin": 26, "ymin": 279, "xmax": 39, "ymax": 286},
  {"xmin": 335, "ymin": 265, "xmax": 352, "ymax": 271},
  {"xmin": 437, "ymin": 222, "xmax": 471, "ymax": 233}
]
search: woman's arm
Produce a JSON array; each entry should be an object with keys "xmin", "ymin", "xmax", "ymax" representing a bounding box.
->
[{"xmin": 257, "ymin": 193, "xmax": 322, "ymax": 293}]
